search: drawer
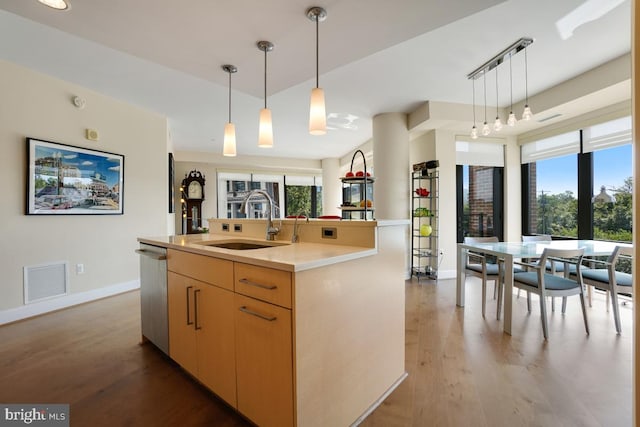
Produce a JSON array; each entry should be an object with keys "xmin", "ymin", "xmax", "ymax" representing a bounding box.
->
[
  {"xmin": 234, "ymin": 263, "xmax": 292, "ymax": 309},
  {"xmin": 167, "ymin": 249, "xmax": 234, "ymax": 291}
]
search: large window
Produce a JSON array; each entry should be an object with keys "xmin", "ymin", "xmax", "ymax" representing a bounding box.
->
[
  {"xmin": 455, "ymin": 140, "xmax": 504, "ymax": 242},
  {"xmin": 217, "ymin": 172, "xmax": 322, "ymax": 219},
  {"xmin": 521, "ymin": 116, "xmax": 632, "ymax": 242}
]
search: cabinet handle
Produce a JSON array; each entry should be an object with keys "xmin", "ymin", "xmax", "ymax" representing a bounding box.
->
[
  {"xmin": 238, "ymin": 278, "xmax": 277, "ymax": 290},
  {"xmin": 135, "ymin": 249, "xmax": 167, "ymax": 260},
  {"xmin": 186, "ymin": 286, "xmax": 194, "ymax": 326},
  {"xmin": 194, "ymin": 289, "xmax": 202, "ymax": 330},
  {"xmin": 239, "ymin": 306, "xmax": 277, "ymax": 322}
]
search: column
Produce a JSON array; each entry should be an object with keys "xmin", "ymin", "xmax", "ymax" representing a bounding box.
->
[
  {"xmin": 321, "ymin": 158, "xmax": 341, "ymax": 216},
  {"xmin": 372, "ymin": 113, "xmax": 409, "ymax": 219}
]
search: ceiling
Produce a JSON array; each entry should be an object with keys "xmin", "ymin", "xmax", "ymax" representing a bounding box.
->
[{"xmin": 0, "ymin": 0, "xmax": 631, "ymax": 160}]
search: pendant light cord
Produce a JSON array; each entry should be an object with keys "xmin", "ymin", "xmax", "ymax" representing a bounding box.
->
[
  {"xmin": 228, "ymin": 71, "xmax": 232, "ymax": 123},
  {"xmin": 264, "ymin": 49, "xmax": 268, "ymax": 109},
  {"xmin": 483, "ymin": 72, "xmax": 487, "ymax": 122},
  {"xmin": 315, "ymin": 17, "xmax": 320, "ymax": 89},
  {"xmin": 509, "ymin": 53, "xmax": 513, "ymax": 112},
  {"xmin": 472, "ymin": 79, "xmax": 476, "ymax": 125},
  {"xmin": 495, "ymin": 67, "xmax": 499, "ymax": 117},
  {"xmin": 524, "ymin": 47, "xmax": 529, "ymax": 104}
]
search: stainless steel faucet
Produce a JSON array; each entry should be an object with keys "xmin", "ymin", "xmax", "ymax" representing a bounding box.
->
[
  {"xmin": 291, "ymin": 211, "xmax": 309, "ymax": 243},
  {"xmin": 241, "ymin": 189, "xmax": 280, "ymax": 241}
]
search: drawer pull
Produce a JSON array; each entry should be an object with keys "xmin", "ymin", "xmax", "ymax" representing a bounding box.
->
[
  {"xmin": 239, "ymin": 306, "xmax": 276, "ymax": 322},
  {"xmin": 186, "ymin": 286, "xmax": 194, "ymax": 325},
  {"xmin": 239, "ymin": 278, "xmax": 277, "ymax": 290},
  {"xmin": 194, "ymin": 289, "xmax": 202, "ymax": 330}
]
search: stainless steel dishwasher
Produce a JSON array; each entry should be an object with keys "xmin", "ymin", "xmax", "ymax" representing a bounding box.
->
[{"xmin": 136, "ymin": 243, "xmax": 169, "ymax": 355}]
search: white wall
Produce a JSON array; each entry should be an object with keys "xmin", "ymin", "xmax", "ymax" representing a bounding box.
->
[{"xmin": 0, "ymin": 60, "xmax": 168, "ymax": 315}]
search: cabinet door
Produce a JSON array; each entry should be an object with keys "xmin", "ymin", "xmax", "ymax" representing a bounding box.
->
[
  {"xmin": 235, "ymin": 294, "xmax": 293, "ymax": 427},
  {"xmin": 167, "ymin": 272, "xmax": 198, "ymax": 376},
  {"xmin": 196, "ymin": 284, "xmax": 237, "ymax": 407}
]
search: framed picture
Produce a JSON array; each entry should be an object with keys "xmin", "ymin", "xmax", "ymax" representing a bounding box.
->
[
  {"xmin": 168, "ymin": 153, "xmax": 175, "ymax": 213},
  {"xmin": 27, "ymin": 138, "xmax": 125, "ymax": 215}
]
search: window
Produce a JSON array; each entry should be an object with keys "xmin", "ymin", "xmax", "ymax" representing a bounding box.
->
[
  {"xmin": 521, "ymin": 116, "xmax": 632, "ymax": 241},
  {"xmin": 218, "ymin": 172, "xmax": 283, "ymax": 219},
  {"xmin": 455, "ymin": 140, "xmax": 504, "ymax": 242},
  {"xmin": 284, "ymin": 175, "xmax": 323, "ymax": 218},
  {"xmin": 218, "ymin": 172, "xmax": 323, "ymax": 219},
  {"xmin": 526, "ymin": 153, "xmax": 578, "ymax": 237}
]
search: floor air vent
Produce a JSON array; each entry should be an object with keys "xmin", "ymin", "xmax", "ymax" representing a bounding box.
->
[{"xmin": 23, "ymin": 262, "xmax": 69, "ymax": 304}]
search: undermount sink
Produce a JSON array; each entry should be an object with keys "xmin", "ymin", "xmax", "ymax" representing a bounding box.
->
[{"xmin": 196, "ymin": 240, "xmax": 289, "ymax": 250}]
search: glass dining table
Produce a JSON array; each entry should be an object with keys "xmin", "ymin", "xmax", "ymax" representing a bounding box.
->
[{"xmin": 456, "ymin": 239, "xmax": 632, "ymax": 335}]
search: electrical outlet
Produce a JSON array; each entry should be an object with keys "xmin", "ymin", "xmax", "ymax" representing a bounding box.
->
[{"xmin": 76, "ymin": 263, "xmax": 84, "ymax": 274}]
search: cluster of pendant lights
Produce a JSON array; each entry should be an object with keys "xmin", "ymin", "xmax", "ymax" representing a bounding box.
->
[
  {"xmin": 469, "ymin": 38, "xmax": 534, "ymax": 140},
  {"xmin": 222, "ymin": 6, "xmax": 328, "ymax": 157}
]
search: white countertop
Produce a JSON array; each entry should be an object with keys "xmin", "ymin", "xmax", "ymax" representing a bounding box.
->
[{"xmin": 138, "ymin": 233, "xmax": 378, "ymax": 272}]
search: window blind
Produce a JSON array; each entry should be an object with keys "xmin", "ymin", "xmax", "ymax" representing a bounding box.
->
[
  {"xmin": 582, "ymin": 116, "xmax": 631, "ymax": 153},
  {"xmin": 456, "ymin": 140, "xmax": 504, "ymax": 167},
  {"xmin": 520, "ymin": 131, "xmax": 580, "ymax": 164}
]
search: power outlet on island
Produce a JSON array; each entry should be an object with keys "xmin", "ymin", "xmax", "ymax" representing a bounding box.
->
[{"xmin": 321, "ymin": 227, "xmax": 337, "ymax": 239}]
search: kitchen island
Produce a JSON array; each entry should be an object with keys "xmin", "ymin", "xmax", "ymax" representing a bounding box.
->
[{"xmin": 138, "ymin": 219, "xmax": 407, "ymax": 427}]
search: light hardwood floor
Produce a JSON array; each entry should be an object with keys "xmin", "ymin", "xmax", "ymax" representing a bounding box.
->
[{"xmin": 0, "ymin": 278, "xmax": 631, "ymax": 426}]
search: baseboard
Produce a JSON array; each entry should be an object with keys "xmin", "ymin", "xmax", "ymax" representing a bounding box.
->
[
  {"xmin": 0, "ymin": 280, "xmax": 140, "ymax": 325},
  {"xmin": 437, "ymin": 269, "xmax": 457, "ymax": 279},
  {"xmin": 351, "ymin": 372, "xmax": 409, "ymax": 426}
]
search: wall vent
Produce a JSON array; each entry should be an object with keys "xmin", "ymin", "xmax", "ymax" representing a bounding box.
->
[{"xmin": 23, "ymin": 262, "xmax": 69, "ymax": 304}]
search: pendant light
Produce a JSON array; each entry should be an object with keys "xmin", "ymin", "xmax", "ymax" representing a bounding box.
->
[
  {"xmin": 470, "ymin": 78, "xmax": 478, "ymax": 139},
  {"xmin": 257, "ymin": 41, "xmax": 274, "ymax": 148},
  {"xmin": 222, "ymin": 64, "xmax": 237, "ymax": 157},
  {"xmin": 481, "ymin": 72, "xmax": 490, "ymax": 136},
  {"xmin": 307, "ymin": 6, "xmax": 328, "ymax": 135},
  {"xmin": 493, "ymin": 67, "xmax": 503, "ymax": 131},
  {"xmin": 38, "ymin": 0, "xmax": 70, "ymax": 10},
  {"xmin": 522, "ymin": 46, "xmax": 533, "ymax": 120},
  {"xmin": 507, "ymin": 53, "xmax": 517, "ymax": 126}
]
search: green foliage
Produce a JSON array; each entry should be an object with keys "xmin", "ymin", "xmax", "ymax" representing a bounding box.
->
[
  {"xmin": 536, "ymin": 177, "xmax": 632, "ymax": 242},
  {"xmin": 286, "ymin": 186, "xmax": 311, "ymax": 216}
]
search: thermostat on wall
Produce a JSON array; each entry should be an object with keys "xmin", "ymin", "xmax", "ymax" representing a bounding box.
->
[{"xmin": 85, "ymin": 129, "xmax": 99, "ymax": 141}]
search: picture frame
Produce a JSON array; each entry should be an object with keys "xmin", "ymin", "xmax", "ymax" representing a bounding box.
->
[
  {"xmin": 168, "ymin": 153, "xmax": 175, "ymax": 213},
  {"xmin": 26, "ymin": 138, "xmax": 125, "ymax": 215}
]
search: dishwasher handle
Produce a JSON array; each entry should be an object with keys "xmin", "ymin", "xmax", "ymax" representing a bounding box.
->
[{"xmin": 135, "ymin": 249, "xmax": 167, "ymax": 260}]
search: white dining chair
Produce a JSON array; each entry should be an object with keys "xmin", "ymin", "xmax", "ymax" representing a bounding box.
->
[
  {"xmin": 463, "ymin": 236, "xmax": 502, "ymax": 319},
  {"xmin": 575, "ymin": 245, "xmax": 632, "ymax": 334},
  {"xmin": 513, "ymin": 247, "xmax": 588, "ymax": 340}
]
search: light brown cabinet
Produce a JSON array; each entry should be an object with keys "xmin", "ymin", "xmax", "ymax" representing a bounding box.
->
[
  {"xmin": 167, "ymin": 251, "xmax": 294, "ymax": 426},
  {"xmin": 235, "ymin": 293, "xmax": 293, "ymax": 427},
  {"xmin": 167, "ymin": 251, "xmax": 237, "ymax": 407}
]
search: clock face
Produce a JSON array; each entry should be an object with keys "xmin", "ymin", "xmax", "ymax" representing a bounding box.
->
[{"xmin": 188, "ymin": 181, "xmax": 202, "ymax": 199}]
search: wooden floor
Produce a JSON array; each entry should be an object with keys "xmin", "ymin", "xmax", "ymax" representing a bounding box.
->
[{"xmin": 0, "ymin": 278, "xmax": 632, "ymax": 426}]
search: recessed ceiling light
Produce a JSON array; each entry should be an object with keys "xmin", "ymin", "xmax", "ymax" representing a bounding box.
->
[{"xmin": 37, "ymin": 0, "xmax": 71, "ymax": 11}]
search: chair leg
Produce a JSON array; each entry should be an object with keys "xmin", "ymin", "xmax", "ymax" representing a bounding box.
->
[
  {"xmin": 561, "ymin": 296, "xmax": 567, "ymax": 314},
  {"xmin": 605, "ymin": 290, "xmax": 610, "ymax": 312},
  {"xmin": 551, "ymin": 297, "xmax": 555, "ymax": 312},
  {"xmin": 579, "ymin": 292, "xmax": 590, "ymax": 335},
  {"xmin": 539, "ymin": 293, "xmax": 549, "ymax": 340},
  {"xmin": 493, "ymin": 282, "xmax": 498, "ymax": 300},
  {"xmin": 610, "ymin": 290, "xmax": 622, "ymax": 334},
  {"xmin": 496, "ymin": 279, "xmax": 503, "ymax": 320},
  {"xmin": 527, "ymin": 292, "xmax": 531, "ymax": 312},
  {"xmin": 517, "ymin": 288, "xmax": 521, "ymax": 299},
  {"xmin": 588, "ymin": 285, "xmax": 593, "ymax": 308},
  {"xmin": 481, "ymin": 277, "xmax": 487, "ymax": 318}
]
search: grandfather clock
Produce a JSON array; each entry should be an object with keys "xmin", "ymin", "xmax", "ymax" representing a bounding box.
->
[{"xmin": 181, "ymin": 170, "xmax": 205, "ymax": 234}]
